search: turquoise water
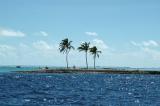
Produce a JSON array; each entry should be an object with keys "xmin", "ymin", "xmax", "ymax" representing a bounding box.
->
[{"xmin": 0, "ymin": 66, "xmax": 40, "ymax": 73}]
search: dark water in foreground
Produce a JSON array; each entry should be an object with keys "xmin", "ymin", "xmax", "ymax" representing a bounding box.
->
[{"xmin": 0, "ymin": 73, "xmax": 160, "ymax": 106}]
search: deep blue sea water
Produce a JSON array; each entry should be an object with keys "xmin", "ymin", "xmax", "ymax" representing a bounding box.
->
[{"xmin": 0, "ymin": 72, "xmax": 160, "ymax": 106}]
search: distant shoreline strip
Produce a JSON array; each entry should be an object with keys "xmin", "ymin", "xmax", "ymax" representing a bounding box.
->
[{"xmin": 14, "ymin": 69, "xmax": 160, "ymax": 75}]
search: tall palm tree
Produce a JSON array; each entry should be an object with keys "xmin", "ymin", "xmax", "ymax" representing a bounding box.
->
[
  {"xmin": 89, "ymin": 46, "xmax": 101, "ymax": 69},
  {"xmin": 78, "ymin": 42, "xmax": 90, "ymax": 69},
  {"xmin": 59, "ymin": 38, "xmax": 74, "ymax": 69}
]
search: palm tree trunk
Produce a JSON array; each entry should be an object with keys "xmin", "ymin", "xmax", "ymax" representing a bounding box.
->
[
  {"xmin": 66, "ymin": 52, "xmax": 69, "ymax": 69},
  {"xmin": 94, "ymin": 55, "xmax": 96, "ymax": 69},
  {"xmin": 85, "ymin": 52, "xmax": 88, "ymax": 69}
]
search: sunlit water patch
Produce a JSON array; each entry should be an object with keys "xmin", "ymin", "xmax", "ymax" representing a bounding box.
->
[{"xmin": 0, "ymin": 73, "xmax": 159, "ymax": 105}]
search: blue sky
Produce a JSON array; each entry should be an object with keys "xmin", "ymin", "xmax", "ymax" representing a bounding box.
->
[{"xmin": 0, "ymin": 0, "xmax": 160, "ymax": 67}]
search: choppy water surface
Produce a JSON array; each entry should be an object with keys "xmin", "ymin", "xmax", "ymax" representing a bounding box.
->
[{"xmin": 0, "ymin": 73, "xmax": 159, "ymax": 106}]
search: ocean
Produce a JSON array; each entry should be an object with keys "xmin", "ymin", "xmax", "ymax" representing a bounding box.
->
[
  {"xmin": 0, "ymin": 67, "xmax": 160, "ymax": 105},
  {"xmin": 0, "ymin": 66, "xmax": 40, "ymax": 73}
]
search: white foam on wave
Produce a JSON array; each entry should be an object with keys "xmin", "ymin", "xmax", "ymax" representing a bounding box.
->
[
  {"xmin": 128, "ymin": 92, "xmax": 132, "ymax": 95},
  {"xmin": 24, "ymin": 99, "xmax": 30, "ymax": 102},
  {"xmin": 43, "ymin": 98, "xmax": 47, "ymax": 101}
]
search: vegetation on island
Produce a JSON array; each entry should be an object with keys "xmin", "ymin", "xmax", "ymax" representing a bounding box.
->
[
  {"xmin": 89, "ymin": 46, "xmax": 102, "ymax": 69},
  {"xmin": 59, "ymin": 38, "xmax": 75, "ymax": 69},
  {"xmin": 78, "ymin": 42, "xmax": 90, "ymax": 69},
  {"xmin": 59, "ymin": 38, "xmax": 101, "ymax": 69}
]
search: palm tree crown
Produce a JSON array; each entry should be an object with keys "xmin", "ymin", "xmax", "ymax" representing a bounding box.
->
[
  {"xmin": 78, "ymin": 42, "xmax": 90, "ymax": 52},
  {"xmin": 59, "ymin": 38, "xmax": 74, "ymax": 68},
  {"xmin": 78, "ymin": 42, "xmax": 90, "ymax": 69},
  {"xmin": 59, "ymin": 38, "xmax": 74, "ymax": 53},
  {"xmin": 89, "ymin": 46, "xmax": 101, "ymax": 69}
]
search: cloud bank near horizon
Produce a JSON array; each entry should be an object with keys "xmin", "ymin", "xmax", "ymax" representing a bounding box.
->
[{"xmin": 0, "ymin": 32, "xmax": 160, "ymax": 67}]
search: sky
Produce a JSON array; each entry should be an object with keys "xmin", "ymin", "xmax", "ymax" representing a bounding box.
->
[{"xmin": 0, "ymin": 0, "xmax": 160, "ymax": 67}]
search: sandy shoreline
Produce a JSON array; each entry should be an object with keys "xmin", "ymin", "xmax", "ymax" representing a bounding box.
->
[{"xmin": 14, "ymin": 68, "xmax": 160, "ymax": 75}]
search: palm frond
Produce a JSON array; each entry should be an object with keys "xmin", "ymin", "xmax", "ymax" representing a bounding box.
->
[
  {"xmin": 89, "ymin": 46, "xmax": 101, "ymax": 58},
  {"xmin": 59, "ymin": 38, "xmax": 74, "ymax": 53},
  {"xmin": 78, "ymin": 42, "xmax": 90, "ymax": 52}
]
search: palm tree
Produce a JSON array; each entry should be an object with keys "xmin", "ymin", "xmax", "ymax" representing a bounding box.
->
[
  {"xmin": 59, "ymin": 38, "xmax": 74, "ymax": 69},
  {"xmin": 78, "ymin": 42, "xmax": 90, "ymax": 69},
  {"xmin": 89, "ymin": 46, "xmax": 101, "ymax": 69}
]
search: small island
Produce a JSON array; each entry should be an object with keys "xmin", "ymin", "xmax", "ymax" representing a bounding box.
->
[
  {"xmin": 14, "ymin": 38, "xmax": 160, "ymax": 75},
  {"xmin": 14, "ymin": 68, "xmax": 160, "ymax": 75}
]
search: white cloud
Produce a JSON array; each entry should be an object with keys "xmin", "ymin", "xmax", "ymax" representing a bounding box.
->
[
  {"xmin": 142, "ymin": 47, "xmax": 160, "ymax": 60},
  {"xmin": 33, "ymin": 40, "xmax": 54, "ymax": 50},
  {"xmin": 131, "ymin": 40, "xmax": 160, "ymax": 61},
  {"xmin": 40, "ymin": 31, "xmax": 48, "ymax": 36},
  {"xmin": 0, "ymin": 45, "xmax": 15, "ymax": 50},
  {"xmin": 1, "ymin": 39, "xmax": 160, "ymax": 67},
  {"xmin": 0, "ymin": 28, "xmax": 25, "ymax": 37},
  {"xmin": 131, "ymin": 41, "xmax": 140, "ymax": 47},
  {"xmin": 19, "ymin": 43, "xmax": 29, "ymax": 48},
  {"xmin": 131, "ymin": 40, "xmax": 159, "ymax": 48},
  {"xmin": 34, "ymin": 31, "xmax": 48, "ymax": 37},
  {"xmin": 0, "ymin": 44, "xmax": 16, "ymax": 57},
  {"xmin": 91, "ymin": 39, "xmax": 108, "ymax": 50},
  {"xmin": 142, "ymin": 40, "xmax": 158, "ymax": 47},
  {"xmin": 0, "ymin": 42, "xmax": 62, "ymax": 65},
  {"xmin": 0, "ymin": 41, "xmax": 57, "ymax": 57},
  {"xmin": 85, "ymin": 32, "xmax": 98, "ymax": 37}
]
